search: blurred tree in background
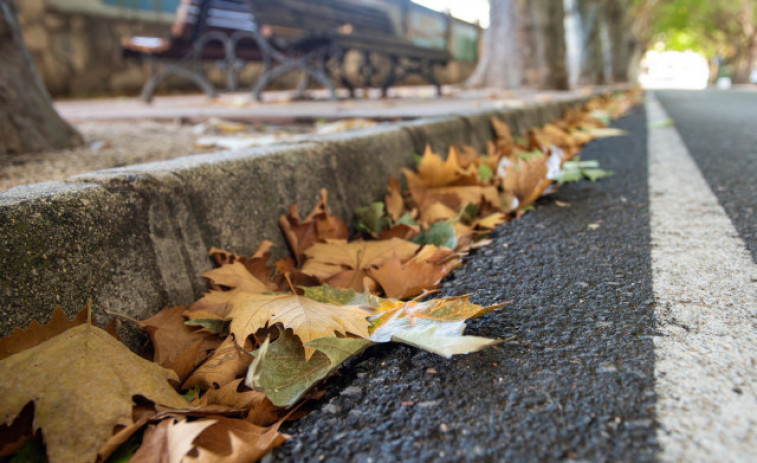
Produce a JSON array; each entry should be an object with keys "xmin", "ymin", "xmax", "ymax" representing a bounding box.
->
[
  {"xmin": 646, "ymin": 0, "xmax": 757, "ymax": 82},
  {"xmin": 0, "ymin": 0, "xmax": 82, "ymax": 155}
]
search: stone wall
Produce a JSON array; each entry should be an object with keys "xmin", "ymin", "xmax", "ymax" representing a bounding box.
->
[{"xmin": 18, "ymin": 0, "xmax": 477, "ymax": 98}]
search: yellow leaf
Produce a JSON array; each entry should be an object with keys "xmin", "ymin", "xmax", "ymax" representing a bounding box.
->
[
  {"xmin": 227, "ymin": 293, "xmax": 371, "ymax": 360},
  {"xmin": 0, "ymin": 324, "xmax": 187, "ymax": 463}
]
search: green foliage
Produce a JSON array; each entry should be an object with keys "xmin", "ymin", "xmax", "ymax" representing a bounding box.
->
[{"xmin": 411, "ymin": 221, "xmax": 458, "ymax": 250}]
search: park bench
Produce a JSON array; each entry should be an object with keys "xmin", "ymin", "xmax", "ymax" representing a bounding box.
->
[{"xmin": 122, "ymin": 0, "xmax": 451, "ymax": 102}]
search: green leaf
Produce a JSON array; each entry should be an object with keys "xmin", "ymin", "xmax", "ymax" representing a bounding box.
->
[
  {"xmin": 104, "ymin": 429, "xmax": 144, "ymax": 463},
  {"xmin": 354, "ymin": 202, "xmax": 386, "ymax": 235},
  {"xmin": 583, "ymin": 168, "xmax": 613, "ymax": 182},
  {"xmin": 389, "ymin": 322, "xmax": 502, "ymax": 359},
  {"xmin": 300, "ymin": 285, "xmax": 384, "ymax": 308},
  {"xmin": 411, "ymin": 151, "xmax": 423, "ymax": 166},
  {"xmin": 590, "ymin": 110, "xmax": 611, "ymax": 125},
  {"xmin": 458, "ymin": 203, "xmax": 479, "ymax": 224},
  {"xmin": 10, "ymin": 440, "xmax": 46, "ymax": 463},
  {"xmin": 554, "ymin": 166, "xmax": 584, "ymax": 183},
  {"xmin": 182, "ymin": 385, "xmax": 201, "ymax": 402},
  {"xmin": 396, "ymin": 211, "xmax": 418, "ymax": 226},
  {"xmin": 184, "ymin": 318, "xmax": 227, "ymax": 334},
  {"xmin": 246, "ymin": 329, "xmax": 373, "ymax": 406},
  {"xmin": 517, "ymin": 149, "xmax": 544, "ymax": 161},
  {"xmin": 411, "ymin": 221, "xmax": 457, "ymax": 250},
  {"xmin": 649, "ymin": 118, "xmax": 674, "ymax": 129},
  {"xmin": 478, "ymin": 163, "xmax": 493, "ymax": 183}
]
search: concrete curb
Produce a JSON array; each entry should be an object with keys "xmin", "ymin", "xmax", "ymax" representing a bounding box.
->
[{"xmin": 0, "ymin": 92, "xmax": 612, "ymax": 348}]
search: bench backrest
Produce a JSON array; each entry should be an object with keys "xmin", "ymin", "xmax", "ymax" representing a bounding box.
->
[
  {"xmin": 172, "ymin": 0, "xmax": 258, "ymax": 44},
  {"xmin": 170, "ymin": 0, "xmax": 397, "ymax": 45}
]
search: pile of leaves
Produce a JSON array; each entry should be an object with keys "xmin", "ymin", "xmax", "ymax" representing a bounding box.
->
[{"xmin": 0, "ymin": 91, "xmax": 639, "ymax": 463}]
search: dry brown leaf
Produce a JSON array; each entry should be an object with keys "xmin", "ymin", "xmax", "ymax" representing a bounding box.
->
[
  {"xmin": 420, "ymin": 202, "xmax": 457, "ymax": 224},
  {"xmin": 384, "ymin": 176, "xmax": 405, "ymax": 221},
  {"xmin": 0, "ymin": 324, "xmax": 188, "ymax": 463},
  {"xmin": 371, "ymin": 295, "xmax": 509, "ymax": 334},
  {"xmin": 227, "ymin": 293, "xmax": 371, "ymax": 360},
  {"xmin": 186, "ymin": 417, "xmax": 288, "ymax": 463},
  {"xmin": 403, "ymin": 145, "xmax": 478, "ymax": 189},
  {"xmin": 130, "ymin": 418, "xmax": 216, "ymax": 463},
  {"xmin": 183, "ymin": 337, "xmax": 254, "ymax": 391},
  {"xmin": 279, "ymin": 188, "xmax": 349, "ymax": 264},
  {"xmin": 0, "ymin": 306, "xmax": 87, "ymax": 361},
  {"xmin": 140, "ymin": 306, "xmax": 221, "ymax": 381},
  {"xmin": 189, "ymin": 262, "xmax": 272, "ymax": 317},
  {"xmin": 500, "ymin": 152, "xmax": 551, "ymax": 208},
  {"xmin": 369, "ymin": 245, "xmax": 460, "ymax": 299},
  {"xmin": 378, "ymin": 223, "xmax": 420, "ymax": 241},
  {"xmin": 491, "ymin": 117, "xmax": 514, "ymax": 146},
  {"xmin": 201, "ymin": 379, "xmax": 281, "ymax": 427},
  {"xmin": 473, "ymin": 212, "xmax": 509, "ymax": 231},
  {"xmin": 410, "ymin": 184, "xmax": 501, "ymax": 214},
  {"xmin": 300, "ymin": 238, "xmax": 420, "ymax": 292},
  {"xmin": 208, "ymin": 241, "xmax": 277, "ymax": 287}
]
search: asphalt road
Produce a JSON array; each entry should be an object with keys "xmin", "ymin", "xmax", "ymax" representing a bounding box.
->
[
  {"xmin": 655, "ymin": 89, "xmax": 757, "ymax": 263},
  {"xmin": 267, "ymin": 89, "xmax": 756, "ymax": 462}
]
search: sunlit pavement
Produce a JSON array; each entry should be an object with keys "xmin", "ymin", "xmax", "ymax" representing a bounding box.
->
[{"xmin": 53, "ymin": 85, "xmax": 625, "ymax": 123}]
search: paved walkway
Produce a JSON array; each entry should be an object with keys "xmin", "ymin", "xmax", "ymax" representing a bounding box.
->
[{"xmin": 54, "ymin": 85, "xmax": 605, "ymax": 123}]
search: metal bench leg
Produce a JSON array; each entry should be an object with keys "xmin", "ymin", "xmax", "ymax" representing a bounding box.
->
[
  {"xmin": 252, "ymin": 47, "xmax": 337, "ymax": 101},
  {"xmin": 140, "ymin": 61, "xmax": 218, "ymax": 103}
]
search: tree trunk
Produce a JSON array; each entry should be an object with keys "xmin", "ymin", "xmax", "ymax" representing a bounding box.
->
[
  {"xmin": 577, "ymin": 0, "xmax": 606, "ymax": 85},
  {"xmin": 466, "ymin": 0, "xmax": 569, "ymax": 90},
  {"xmin": 601, "ymin": 0, "xmax": 633, "ymax": 83},
  {"xmin": 465, "ymin": 0, "xmax": 525, "ymax": 89},
  {"xmin": 524, "ymin": 0, "xmax": 569, "ymax": 90},
  {"xmin": 0, "ymin": 0, "xmax": 82, "ymax": 155},
  {"xmin": 731, "ymin": 0, "xmax": 756, "ymax": 83}
]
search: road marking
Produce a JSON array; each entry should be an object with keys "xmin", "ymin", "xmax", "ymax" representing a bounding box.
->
[{"xmin": 647, "ymin": 95, "xmax": 757, "ymax": 462}]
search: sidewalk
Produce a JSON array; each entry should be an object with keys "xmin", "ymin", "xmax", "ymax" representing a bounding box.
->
[{"xmin": 55, "ymin": 85, "xmax": 604, "ymax": 123}]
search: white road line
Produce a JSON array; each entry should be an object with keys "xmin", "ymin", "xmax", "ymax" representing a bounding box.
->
[{"xmin": 647, "ymin": 95, "xmax": 757, "ymax": 462}]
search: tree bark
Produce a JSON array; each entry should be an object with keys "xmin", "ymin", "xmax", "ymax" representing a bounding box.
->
[
  {"xmin": 577, "ymin": 0, "xmax": 606, "ymax": 85},
  {"xmin": 466, "ymin": 0, "xmax": 569, "ymax": 90},
  {"xmin": 0, "ymin": 0, "xmax": 82, "ymax": 155},
  {"xmin": 524, "ymin": 0, "xmax": 569, "ymax": 90},
  {"xmin": 465, "ymin": 0, "xmax": 525, "ymax": 89},
  {"xmin": 601, "ymin": 0, "xmax": 633, "ymax": 83}
]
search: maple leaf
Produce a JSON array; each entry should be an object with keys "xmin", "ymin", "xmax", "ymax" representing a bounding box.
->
[
  {"xmin": 183, "ymin": 336, "xmax": 254, "ymax": 391},
  {"xmin": 200, "ymin": 379, "xmax": 281, "ymax": 426},
  {"xmin": 370, "ymin": 295, "xmax": 508, "ymax": 342},
  {"xmin": 300, "ymin": 238, "xmax": 420, "ymax": 293},
  {"xmin": 188, "ymin": 261, "xmax": 272, "ymax": 318},
  {"xmin": 246, "ymin": 330, "xmax": 373, "ymax": 406},
  {"xmin": 491, "ymin": 117, "xmax": 514, "ymax": 146},
  {"xmin": 384, "ymin": 176, "xmax": 405, "ymax": 221},
  {"xmin": 208, "ymin": 241, "xmax": 278, "ymax": 288},
  {"xmin": 390, "ymin": 322, "xmax": 502, "ymax": 358},
  {"xmin": 0, "ymin": 324, "xmax": 188, "ymax": 463},
  {"xmin": 226, "ymin": 292, "xmax": 371, "ymax": 360},
  {"xmin": 130, "ymin": 418, "xmax": 216, "ymax": 463},
  {"xmin": 0, "ymin": 306, "xmax": 87, "ymax": 361},
  {"xmin": 186, "ymin": 416, "xmax": 289, "ymax": 463},
  {"xmin": 279, "ymin": 188, "xmax": 349, "ymax": 264},
  {"xmin": 403, "ymin": 145, "xmax": 479, "ymax": 189},
  {"xmin": 140, "ymin": 306, "xmax": 221, "ymax": 381},
  {"xmin": 498, "ymin": 150, "xmax": 552, "ymax": 209},
  {"xmin": 369, "ymin": 245, "xmax": 460, "ymax": 300}
]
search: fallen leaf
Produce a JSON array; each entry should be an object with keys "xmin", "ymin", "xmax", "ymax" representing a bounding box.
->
[
  {"xmin": 187, "ymin": 416, "xmax": 288, "ymax": 463},
  {"xmin": 588, "ymin": 223, "xmax": 600, "ymax": 230},
  {"xmin": 279, "ymin": 189, "xmax": 349, "ymax": 264},
  {"xmin": 201, "ymin": 379, "xmax": 281, "ymax": 426},
  {"xmin": 411, "ymin": 221, "xmax": 458, "ymax": 250},
  {"xmin": 586, "ymin": 127, "xmax": 629, "ymax": 138},
  {"xmin": 491, "ymin": 118, "xmax": 514, "ymax": 146},
  {"xmin": 300, "ymin": 238, "xmax": 419, "ymax": 293},
  {"xmin": 0, "ymin": 324, "xmax": 188, "ymax": 463},
  {"xmin": 130, "ymin": 418, "xmax": 216, "ymax": 463},
  {"xmin": 0, "ymin": 306, "xmax": 87, "ymax": 361},
  {"xmin": 554, "ymin": 200, "xmax": 571, "ymax": 208},
  {"xmin": 384, "ymin": 176, "xmax": 405, "ymax": 221},
  {"xmin": 140, "ymin": 306, "xmax": 221, "ymax": 381},
  {"xmin": 183, "ymin": 336, "xmax": 254, "ymax": 390},
  {"xmin": 227, "ymin": 292, "xmax": 371, "ymax": 360},
  {"xmin": 403, "ymin": 146, "xmax": 478, "ymax": 189},
  {"xmin": 246, "ymin": 330, "xmax": 373, "ymax": 406},
  {"xmin": 369, "ymin": 247, "xmax": 457, "ymax": 300},
  {"xmin": 370, "ymin": 295, "xmax": 507, "ymax": 342},
  {"xmin": 390, "ymin": 322, "xmax": 502, "ymax": 358}
]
